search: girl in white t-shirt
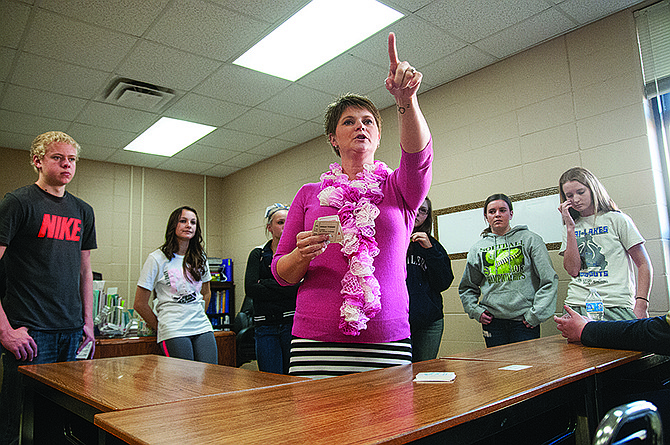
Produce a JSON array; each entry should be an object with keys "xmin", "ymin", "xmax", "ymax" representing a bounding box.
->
[
  {"xmin": 558, "ymin": 167, "xmax": 653, "ymax": 320},
  {"xmin": 134, "ymin": 206, "xmax": 217, "ymax": 363}
]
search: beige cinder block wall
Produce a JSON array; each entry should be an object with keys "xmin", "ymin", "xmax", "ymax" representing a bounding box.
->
[
  {"xmin": 221, "ymin": 8, "xmax": 669, "ymax": 356},
  {"xmin": 0, "ymin": 146, "xmax": 226, "ymax": 303}
]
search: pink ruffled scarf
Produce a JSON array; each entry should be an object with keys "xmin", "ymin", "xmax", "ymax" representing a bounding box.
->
[{"xmin": 318, "ymin": 161, "xmax": 392, "ymax": 335}]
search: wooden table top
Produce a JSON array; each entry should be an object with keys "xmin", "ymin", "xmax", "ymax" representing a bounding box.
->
[
  {"xmin": 445, "ymin": 334, "xmax": 645, "ymax": 373},
  {"xmin": 95, "ymin": 357, "xmax": 592, "ymax": 445},
  {"xmin": 19, "ymin": 354, "xmax": 306, "ymax": 413}
]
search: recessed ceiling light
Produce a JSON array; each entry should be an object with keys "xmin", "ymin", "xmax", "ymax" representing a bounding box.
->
[
  {"xmin": 233, "ymin": 0, "xmax": 404, "ymax": 81},
  {"xmin": 123, "ymin": 117, "xmax": 216, "ymax": 157}
]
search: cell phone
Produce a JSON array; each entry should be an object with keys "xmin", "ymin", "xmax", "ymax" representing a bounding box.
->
[
  {"xmin": 568, "ymin": 207, "xmax": 580, "ymax": 221},
  {"xmin": 76, "ymin": 341, "xmax": 93, "ymax": 360}
]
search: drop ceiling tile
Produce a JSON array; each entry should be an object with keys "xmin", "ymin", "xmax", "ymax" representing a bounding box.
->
[
  {"xmin": 348, "ymin": 16, "xmax": 466, "ymax": 71},
  {"xmin": 416, "ymin": 0, "xmax": 550, "ymax": 43},
  {"xmin": 67, "ymin": 123, "xmax": 137, "ymax": 149},
  {"xmin": 201, "ymin": 163, "xmax": 239, "ymax": 178},
  {"xmin": 164, "ymin": 93, "xmax": 249, "ymax": 127},
  {"xmin": 77, "ymin": 144, "xmax": 118, "ymax": 162},
  {"xmin": 105, "ymin": 149, "xmax": 166, "ymax": 169},
  {"xmin": 173, "ymin": 143, "xmax": 242, "ymax": 164},
  {"xmin": 245, "ymin": 137, "xmax": 295, "ymax": 156},
  {"xmin": 0, "ymin": 130, "xmax": 34, "ymax": 152},
  {"xmin": 0, "ymin": 1, "xmax": 31, "ymax": 49},
  {"xmin": 10, "ymin": 52, "xmax": 111, "ymax": 100},
  {"xmin": 22, "ymin": 10, "xmax": 137, "ymax": 71},
  {"xmin": 558, "ymin": 0, "xmax": 643, "ymax": 24},
  {"xmin": 475, "ymin": 8, "xmax": 576, "ymax": 59},
  {"xmin": 225, "ymin": 108, "xmax": 306, "ymax": 138},
  {"xmin": 144, "ymin": 0, "xmax": 267, "ymax": 62},
  {"xmin": 194, "ymin": 64, "xmax": 291, "ymax": 107},
  {"xmin": 116, "ymin": 40, "xmax": 221, "ymax": 91},
  {"xmin": 0, "ymin": 48, "xmax": 16, "ymax": 82},
  {"xmin": 199, "ymin": 127, "xmax": 268, "ymax": 151},
  {"xmin": 221, "ymin": 151, "xmax": 266, "ymax": 168},
  {"xmin": 277, "ymin": 120, "xmax": 322, "ymax": 144},
  {"xmin": 1, "ymin": 84, "xmax": 87, "ymax": 121},
  {"xmin": 155, "ymin": 156, "xmax": 213, "ymax": 175},
  {"xmin": 0, "ymin": 110, "xmax": 70, "ymax": 139},
  {"xmin": 211, "ymin": 0, "xmax": 306, "ymax": 23},
  {"xmin": 257, "ymin": 84, "xmax": 334, "ymax": 120},
  {"xmin": 297, "ymin": 53, "xmax": 386, "ymax": 97},
  {"xmin": 0, "ymin": 0, "xmax": 649, "ymax": 177},
  {"xmin": 76, "ymin": 102, "xmax": 157, "ymax": 133},
  {"xmin": 39, "ymin": 0, "xmax": 170, "ymax": 36},
  {"xmin": 420, "ymin": 45, "xmax": 498, "ymax": 88},
  {"xmin": 384, "ymin": 0, "xmax": 433, "ymax": 14}
]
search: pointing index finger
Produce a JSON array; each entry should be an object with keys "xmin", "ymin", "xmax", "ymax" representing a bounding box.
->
[{"xmin": 388, "ymin": 32, "xmax": 399, "ymax": 71}]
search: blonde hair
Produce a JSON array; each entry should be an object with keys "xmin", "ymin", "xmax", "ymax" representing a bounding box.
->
[
  {"xmin": 30, "ymin": 131, "xmax": 81, "ymax": 173},
  {"xmin": 559, "ymin": 167, "xmax": 618, "ymax": 220}
]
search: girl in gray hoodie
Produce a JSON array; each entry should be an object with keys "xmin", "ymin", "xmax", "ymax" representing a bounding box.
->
[{"xmin": 459, "ymin": 194, "xmax": 558, "ymax": 347}]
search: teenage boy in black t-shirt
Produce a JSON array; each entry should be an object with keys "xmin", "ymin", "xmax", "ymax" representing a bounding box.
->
[{"xmin": 0, "ymin": 131, "xmax": 97, "ymax": 445}]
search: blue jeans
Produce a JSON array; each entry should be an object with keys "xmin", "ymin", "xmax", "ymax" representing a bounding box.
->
[
  {"xmin": 255, "ymin": 323, "xmax": 292, "ymax": 374},
  {"xmin": 410, "ymin": 318, "xmax": 444, "ymax": 362},
  {"xmin": 0, "ymin": 329, "xmax": 82, "ymax": 445},
  {"xmin": 482, "ymin": 318, "xmax": 539, "ymax": 348}
]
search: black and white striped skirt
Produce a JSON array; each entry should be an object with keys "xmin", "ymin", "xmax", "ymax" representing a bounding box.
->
[{"xmin": 288, "ymin": 337, "xmax": 412, "ymax": 379}]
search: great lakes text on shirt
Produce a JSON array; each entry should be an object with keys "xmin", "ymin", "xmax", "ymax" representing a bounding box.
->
[{"xmin": 575, "ymin": 225, "xmax": 609, "ymax": 281}]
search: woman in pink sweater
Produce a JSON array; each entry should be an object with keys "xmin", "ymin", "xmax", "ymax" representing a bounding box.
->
[{"xmin": 272, "ymin": 33, "xmax": 432, "ymax": 378}]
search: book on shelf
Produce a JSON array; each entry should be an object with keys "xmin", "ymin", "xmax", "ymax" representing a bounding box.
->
[
  {"xmin": 206, "ymin": 289, "xmax": 231, "ymax": 314},
  {"xmin": 206, "ymin": 288, "xmax": 232, "ymax": 328},
  {"xmin": 208, "ymin": 257, "xmax": 233, "ymax": 282},
  {"xmin": 93, "ymin": 280, "xmax": 106, "ymax": 320}
]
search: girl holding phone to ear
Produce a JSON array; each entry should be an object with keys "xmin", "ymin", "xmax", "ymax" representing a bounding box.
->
[{"xmin": 558, "ymin": 167, "xmax": 653, "ymax": 320}]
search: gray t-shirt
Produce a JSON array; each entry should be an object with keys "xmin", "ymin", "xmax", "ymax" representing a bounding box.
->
[{"xmin": 0, "ymin": 184, "xmax": 96, "ymax": 330}]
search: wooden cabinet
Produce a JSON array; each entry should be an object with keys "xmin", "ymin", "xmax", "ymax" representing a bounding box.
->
[{"xmin": 93, "ymin": 330, "xmax": 236, "ymax": 367}]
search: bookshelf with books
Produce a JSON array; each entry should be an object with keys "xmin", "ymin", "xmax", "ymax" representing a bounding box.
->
[{"xmin": 207, "ymin": 258, "xmax": 234, "ymax": 330}]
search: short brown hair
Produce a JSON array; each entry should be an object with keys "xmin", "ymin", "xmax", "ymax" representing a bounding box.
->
[
  {"xmin": 30, "ymin": 131, "xmax": 81, "ymax": 173},
  {"xmin": 324, "ymin": 94, "xmax": 381, "ymax": 157}
]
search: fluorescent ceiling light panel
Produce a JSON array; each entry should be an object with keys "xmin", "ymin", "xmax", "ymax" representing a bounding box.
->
[
  {"xmin": 124, "ymin": 117, "xmax": 216, "ymax": 157},
  {"xmin": 233, "ymin": 0, "xmax": 404, "ymax": 81}
]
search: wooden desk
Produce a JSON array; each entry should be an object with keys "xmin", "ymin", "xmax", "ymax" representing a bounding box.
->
[
  {"xmin": 20, "ymin": 355, "xmax": 306, "ymax": 445},
  {"xmin": 94, "ymin": 330, "xmax": 235, "ymax": 367},
  {"xmin": 94, "ymin": 336, "xmax": 670, "ymax": 445},
  {"xmin": 445, "ymin": 335, "xmax": 667, "ymax": 430},
  {"xmin": 95, "ymin": 358, "xmax": 592, "ymax": 444},
  {"xmin": 445, "ymin": 334, "xmax": 645, "ymax": 371}
]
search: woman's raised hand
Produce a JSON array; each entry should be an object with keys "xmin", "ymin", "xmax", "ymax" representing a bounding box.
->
[{"xmin": 385, "ymin": 32, "xmax": 421, "ymax": 102}]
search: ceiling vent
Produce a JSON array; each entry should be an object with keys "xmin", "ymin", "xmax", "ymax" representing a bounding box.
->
[{"xmin": 104, "ymin": 78, "xmax": 175, "ymax": 111}]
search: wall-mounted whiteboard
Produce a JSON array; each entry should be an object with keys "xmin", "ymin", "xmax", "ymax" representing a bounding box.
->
[{"xmin": 435, "ymin": 189, "xmax": 564, "ymax": 257}]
